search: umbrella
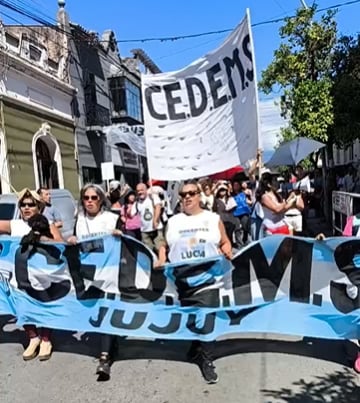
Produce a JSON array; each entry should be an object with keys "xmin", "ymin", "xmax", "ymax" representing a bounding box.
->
[
  {"xmin": 209, "ymin": 166, "xmax": 244, "ymax": 181},
  {"xmin": 265, "ymin": 137, "xmax": 325, "ymax": 167}
]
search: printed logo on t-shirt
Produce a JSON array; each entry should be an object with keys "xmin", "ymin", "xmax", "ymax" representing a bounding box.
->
[
  {"xmin": 180, "ymin": 237, "xmax": 206, "ymax": 260},
  {"xmin": 144, "ymin": 208, "xmax": 153, "ymax": 221}
]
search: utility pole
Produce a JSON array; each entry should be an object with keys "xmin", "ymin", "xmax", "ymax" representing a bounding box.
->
[{"xmin": 300, "ymin": 0, "xmax": 308, "ymax": 8}]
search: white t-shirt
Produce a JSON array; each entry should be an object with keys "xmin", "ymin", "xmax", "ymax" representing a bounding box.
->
[
  {"xmin": 75, "ymin": 210, "xmax": 118, "ymax": 240},
  {"xmin": 10, "ymin": 219, "xmax": 31, "ymax": 237},
  {"xmin": 131, "ymin": 195, "xmax": 163, "ymax": 233},
  {"xmin": 166, "ymin": 210, "xmax": 221, "ymax": 263}
]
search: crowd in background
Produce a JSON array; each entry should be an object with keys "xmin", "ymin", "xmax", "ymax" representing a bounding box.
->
[{"xmin": 1, "ymin": 156, "xmax": 360, "ymax": 383}]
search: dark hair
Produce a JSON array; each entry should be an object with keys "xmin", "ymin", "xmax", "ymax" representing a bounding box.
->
[
  {"xmin": 109, "ymin": 189, "xmax": 121, "ymax": 204},
  {"xmin": 37, "ymin": 187, "xmax": 49, "ymax": 195},
  {"xmin": 79, "ymin": 183, "xmax": 109, "ymax": 213},
  {"xmin": 20, "ymin": 214, "xmax": 53, "ymax": 252},
  {"xmin": 180, "ymin": 179, "xmax": 199, "ymax": 193},
  {"xmin": 124, "ymin": 190, "xmax": 136, "ymax": 204},
  {"xmin": 257, "ymin": 173, "xmax": 283, "ymax": 203}
]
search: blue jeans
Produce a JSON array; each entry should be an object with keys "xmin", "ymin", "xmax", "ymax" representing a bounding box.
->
[{"xmin": 251, "ymin": 216, "xmax": 263, "ymax": 241}]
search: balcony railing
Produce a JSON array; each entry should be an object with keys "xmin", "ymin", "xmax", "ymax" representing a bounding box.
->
[{"xmin": 85, "ymin": 103, "xmax": 110, "ymax": 127}]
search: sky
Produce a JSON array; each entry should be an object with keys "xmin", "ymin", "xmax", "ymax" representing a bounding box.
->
[{"xmin": 2, "ymin": 0, "xmax": 360, "ymax": 161}]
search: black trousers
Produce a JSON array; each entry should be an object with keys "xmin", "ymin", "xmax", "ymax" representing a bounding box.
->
[
  {"xmin": 190, "ymin": 340, "xmax": 214, "ymax": 356},
  {"xmin": 100, "ymin": 334, "xmax": 117, "ymax": 356},
  {"xmin": 124, "ymin": 228, "xmax": 141, "ymax": 241},
  {"xmin": 234, "ymin": 214, "xmax": 250, "ymax": 245}
]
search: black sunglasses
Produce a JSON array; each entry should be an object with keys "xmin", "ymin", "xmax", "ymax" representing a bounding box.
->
[
  {"xmin": 179, "ymin": 190, "xmax": 200, "ymax": 198},
  {"xmin": 20, "ymin": 202, "xmax": 37, "ymax": 208},
  {"xmin": 83, "ymin": 195, "xmax": 99, "ymax": 201}
]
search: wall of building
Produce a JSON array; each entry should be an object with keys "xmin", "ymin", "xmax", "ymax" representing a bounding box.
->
[{"xmin": 3, "ymin": 102, "xmax": 78, "ymax": 195}]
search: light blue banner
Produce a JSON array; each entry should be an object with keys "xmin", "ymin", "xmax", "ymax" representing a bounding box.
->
[{"xmin": 0, "ymin": 235, "xmax": 359, "ymax": 340}]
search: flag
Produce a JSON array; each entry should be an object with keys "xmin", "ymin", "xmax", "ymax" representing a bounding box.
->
[{"xmin": 141, "ymin": 11, "xmax": 260, "ymax": 180}]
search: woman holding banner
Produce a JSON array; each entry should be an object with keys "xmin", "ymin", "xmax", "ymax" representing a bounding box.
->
[
  {"xmin": 67, "ymin": 183, "xmax": 122, "ymax": 381},
  {"xmin": 157, "ymin": 180, "xmax": 232, "ymax": 384},
  {"xmin": 0, "ymin": 188, "xmax": 63, "ymax": 361}
]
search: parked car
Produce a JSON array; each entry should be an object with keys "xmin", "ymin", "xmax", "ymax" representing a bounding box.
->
[{"xmin": 0, "ymin": 189, "xmax": 77, "ymax": 239}]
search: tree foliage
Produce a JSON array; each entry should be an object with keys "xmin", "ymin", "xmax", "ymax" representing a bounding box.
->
[
  {"xmin": 330, "ymin": 34, "xmax": 360, "ymax": 148},
  {"xmin": 259, "ymin": 6, "xmax": 337, "ymax": 145}
]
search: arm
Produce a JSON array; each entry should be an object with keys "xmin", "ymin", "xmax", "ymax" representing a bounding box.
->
[
  {"xmin": 218, "ymin": 220, "xmax": 232, "ymax": 260},
  {"xmin": 248, "ymin": 150, "xmax": 261, "ymax": 182},
  {"xmin": 153, "ymin": 203, "xmax": 162, "ymax": 228},
  {"xmin": 128, "ymin": 202, "xmax": 137, "ymax": 218},
  {"xmin": 295, "ymin": 194, "xmax": 305, "ymax": 211},
  {"xmin": 261, "ymin": 193, "xmax": 295, "ymax": 214},
  {"xmin": 53, "ymin": 208, "xmax": 63, "ymax": 229},
  {"xmin": 0, "ymin": 220, "xmax": 11, "ymax": 234},
  {"xmin": 155, "ymin": 244, "xmax": 168, "ymax": 268},
  {"xmin": 50, "ymin": 224, "xmax": 64, "ymax": 242}
]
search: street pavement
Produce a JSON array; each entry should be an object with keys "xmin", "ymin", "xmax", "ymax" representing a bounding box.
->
[
  {"xmin": 1, "ymin": 218, "xmax": 359, "ymax": 402},
  {"xmin": 0, "ymin": 317, "xmax": 359, "ymax": 403}
]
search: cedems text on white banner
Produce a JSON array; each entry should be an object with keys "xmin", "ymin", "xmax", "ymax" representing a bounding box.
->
[{"xmin": 141, "ymin": 13, "xmax": 259, "ymax": 180}]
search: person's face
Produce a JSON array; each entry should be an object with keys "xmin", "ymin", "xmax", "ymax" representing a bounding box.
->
[
  {"xmin": 241, "ymin": 181, "xmax": 248, "ymax": 190},
  {"xmin": 295, "ymin": 167, "xmax": 303, "ymax": 178},
  {"xmin": 232, "ymin": 181, "xmax": 241, "ymax": 193},
  {"xmin": 83, "ymin": 188, "xmax": 101, "ymax": 215},
  {"xmin": 128, "ymin": 194, "xmax": 136, "ymax": 203},
  {"xmin": 19, "ymin": 197, "xmax": 40, "ymax": 221},
  {"xmin": 218, "ymin": 189, "xmax": 227, "ymax": 197},
  {"xmin": 136, "ymin": 184, "xmax": 147, "ymax": 200},
  {"xmin": 40, "ymin": 190, "xmax": 51, "ymax": 204},
  {"xmin": 203, "ymin": 185, "xmax": 211, "ymax": 196},
  {"xmin": 180, "ymin": 184, "xmax": 201, "ymax": 213}
]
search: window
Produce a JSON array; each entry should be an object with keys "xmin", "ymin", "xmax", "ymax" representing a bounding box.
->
[
  {"xmin": 336, "ymin": 147, "xmax": 340, "ymax": 164},
  {"xmin": 84, "ymin": 72, "xmax": 97, "ymax": 104},
  {"xmin": 48, "ymin": 59, "xmax": 59, "ymax": 70},
  {"xmin": 5, "ymin": 33, "xmax": 19, "ymax": 48},
  {"xmin": 348, "ymin": 145, "xmax": 354, "ymax": 161},
  {"xmin": 29, "ymin": 45, "xmax": 42, "ymax": 62},
  {"xmin": 125, "ymin": 79, "xmax": 142, "ymax": 122},
  {"xmin": 109, "ymin": 77, "xmax": 142, "ymax": 122},
  {"xmin": 82, "ymin": 166, "xmax": 102, "ymax": 184}
]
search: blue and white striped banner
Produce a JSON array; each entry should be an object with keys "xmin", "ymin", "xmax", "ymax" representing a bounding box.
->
[{"xmin": 0, "ymin": 235, "xmax": 359, "ymax": 340}]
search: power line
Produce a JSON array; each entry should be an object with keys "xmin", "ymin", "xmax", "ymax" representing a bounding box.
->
[
  {"xmin": 1, "ymin": 0, "xmax": 359, "ymax": 46},
  {"xmin": 111, "ymin": 0, "xmax": 360, "ymax": 43}
]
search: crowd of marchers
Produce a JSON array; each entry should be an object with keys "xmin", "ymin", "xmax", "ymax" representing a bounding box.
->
[{"xmin": 0, "ymin": 157, "xmax": 359, "ymax": 384}]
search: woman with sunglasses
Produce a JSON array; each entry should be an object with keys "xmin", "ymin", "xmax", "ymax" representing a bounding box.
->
[
  {"xmin": 0, "ymin": 188, "xmax": 62, "ymax": 361},
  {"xmin": 157, "ymin": 180, "xmax": 232, "ymax": 384},
  {"xmin": 67, "ymin": 184, "xmax": 121, "ymax": 381}
]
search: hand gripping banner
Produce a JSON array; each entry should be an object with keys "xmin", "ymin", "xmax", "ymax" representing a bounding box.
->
[{"xmin": 0, "ymin": 235, "xmax": 359, "ymax": 341}]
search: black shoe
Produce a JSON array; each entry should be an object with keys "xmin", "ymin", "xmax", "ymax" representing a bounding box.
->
[
  {"xmin": 96, "ymin": 356, "xmax": 111, "ymax": 381},
  {"xmin": 189, "ymin": 350, "xmax": 218, "ymax": 384}
]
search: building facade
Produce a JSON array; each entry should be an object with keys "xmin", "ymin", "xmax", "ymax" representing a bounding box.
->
[
  {"xmin": 0, "ymin": 1, "xmax": 156, "ymax": 194},
  {"xmin": 0, "ymin": 7, "xmax": 78, "ymax": 195},
  {"xmin": 68, "ymin": 12, "xmax": 145, "ymax": 189}
]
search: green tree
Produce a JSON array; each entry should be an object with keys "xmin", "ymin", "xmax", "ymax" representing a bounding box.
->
[
  {"xmin": 259, "ymin": 6, "xmax": 337, "ymax": 146},
  {"xmin": 330, "ymin": 34, "xmax": 360, "ymax": 148}
]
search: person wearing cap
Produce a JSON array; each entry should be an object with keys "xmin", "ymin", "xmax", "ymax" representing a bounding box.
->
[
  {"xmin": 108, "ymin": 181, "xmax": 131, "ymax": 212},
  {"xmin": 213, "ymin": 182, "xmax": 238, "ymax": 245},
  {"xmin": 0, "ymin": 188, "xmax": 63, "ymax": 361}
]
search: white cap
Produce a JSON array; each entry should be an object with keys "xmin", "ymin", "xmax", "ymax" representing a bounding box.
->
[{"xmin": 109, "ymin": 180, "xmax": 121, "ymax": 191}]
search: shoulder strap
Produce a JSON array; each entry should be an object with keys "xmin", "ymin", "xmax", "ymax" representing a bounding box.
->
[{"xmin": 73, "ymin": 216, "xmax": 78, "ymax": 236}]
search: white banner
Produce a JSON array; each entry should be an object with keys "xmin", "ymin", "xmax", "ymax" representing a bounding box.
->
[
  {"xmin": 103, "ymin": 124, "xmax": 146, "ymax": 156},
  {"xmin": 141, "ymin": 13, "xmax": 259, "ymax": 180}
]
